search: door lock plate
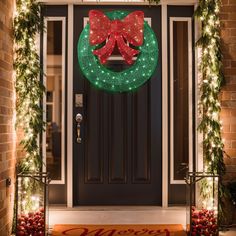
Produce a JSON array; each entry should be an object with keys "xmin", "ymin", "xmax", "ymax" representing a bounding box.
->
[{"xmin": 75, "ymin": 94, "xmax": 83, "ymax": 107}]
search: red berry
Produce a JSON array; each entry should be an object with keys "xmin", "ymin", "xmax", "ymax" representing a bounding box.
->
[
  {"xmin": 39, "ymin": 207, "xmax": 44, "ymax": 213},
  {"xmin": 17, "ymin": 231, "xmax": 25, "ymax": 236},
  {"xmin": 29, "ymin": 212, "xmax": 34, "ymax": 218},
  {"xmin": 39, "ymin": 219, "xmax": 44, "ymax": 224}
]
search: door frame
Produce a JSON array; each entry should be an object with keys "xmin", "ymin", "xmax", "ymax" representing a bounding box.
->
[{"xmin": 40, "ymin": 0, "xmax": 199, "ymax": 207}]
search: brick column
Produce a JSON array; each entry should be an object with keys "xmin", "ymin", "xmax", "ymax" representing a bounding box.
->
[
  {"xmin": 220, "ymin": 0, "xmax": 236, "ymax": 182},
  {"xmin": 0, "ymin": 0, "xmax": 15, "ymax": 235}
]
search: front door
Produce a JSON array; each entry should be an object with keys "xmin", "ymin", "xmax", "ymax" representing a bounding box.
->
[{"xmin": 73, "ymin": 5, "xmax": 162, "ymax": 205}]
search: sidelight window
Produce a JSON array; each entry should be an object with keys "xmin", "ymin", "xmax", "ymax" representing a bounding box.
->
[
  {"xmin": 169, "ymin": 18, "xmax": 193, "ymax": 184},
  {"xmin": 43, "ymin": 18, "xmax": 66, "ymax": 184}
]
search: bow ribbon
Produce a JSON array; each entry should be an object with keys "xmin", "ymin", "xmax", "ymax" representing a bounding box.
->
[{"xmin": 89, "ymin": 10, "xmax": 144, "ymax": 65}]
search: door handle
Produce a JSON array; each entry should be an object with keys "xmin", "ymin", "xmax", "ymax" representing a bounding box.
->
[{"xmin": 76, "ymin": 113, "xmax": 83, "ymax": 143}]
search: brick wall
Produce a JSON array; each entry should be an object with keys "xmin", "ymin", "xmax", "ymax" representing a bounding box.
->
[
  {"xmin": 220, "ymin": 0, "xmax": 236, "ymax": 182},
  {"xmin": 0, "ymin": 0, "xmax": 15, "ymax": 236}
]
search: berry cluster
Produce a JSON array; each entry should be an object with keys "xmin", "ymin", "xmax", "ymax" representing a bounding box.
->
[
  {"xmin": 191, "ymin": 207, "xmax": 218, "ymax": 236},
  {"xmin": 17, "ymin": 208, "xmax": 45, "ymax": 236}
]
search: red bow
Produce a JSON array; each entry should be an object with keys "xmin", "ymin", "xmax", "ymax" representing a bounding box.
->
[{"xmin": 89, "ymin": 10, "xmax": 144, "ymax": 65}]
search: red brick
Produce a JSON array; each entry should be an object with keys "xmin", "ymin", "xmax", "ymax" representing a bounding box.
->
[
  {"xmin": 226, "ymin": 21, "xmax": 236, "ymax": 29},
  {"xmin": 223, "ymin": 36, "xmax": 236, "ymax": 44},
  {"xmin": 222, "ymin": 91, "xmax": 232, "ymax": 100},
  {"xmin": 224, "ymin": 148, "xmax": 236, "ymax": 157},
  {"xmin": 222, "ymin": 0, "xmax": 229, "ymax": 5},
  {"xmin": 229, "ymin": 13, "xmax": 236, "ymax": 20},
  {"xmin": 224, "ymin": 67, "xmax": 236, "ymax": 76},
  {"xmin": 232, "ymin": 61, "xmax": 236, "ymax": 67},
  {"xmin": 230, "ymin": 108, "xmax": 236, "ymax": 116},
  {"xmin": 221, "ymin": 6, "xmax": 236, "ymax": 13},
  {"xmin": 231, "ymin": 29, "xmax": 236, "ymax": 36},
  {"xmin": 223, "ymin": 84, "xmax": 236, "ymax": 91},
  {"xmin": 0, "ymin": 80, "xmax": 12, "ymax": 90},
  {"xmin": 0, "ymin": 1, "xmax": 15, "ymax": 234},
  {"xmin": 231, "ymin": 92, "xmax": 236, "ymax": 100},
  {"xmin": 221, "ymin": 108, "xmax": 231, "ymax": 117},
  {"xmin": 222, "ymin": 60, "xmax": 231, "ymax": 68},
  {"xmin": 229, "ymin": 0, "xmax": 236, "ymax": 5},
  {"xmin": 220, "ymin": 13, "xmax": 229, "ymax": 20},
  {"xmin": 224, "ymin": 156, "xmax": 236, "ymax": 165},
  {"xmin": 223, "ymin": 124, "xmax": 230, "ymax": 132}
]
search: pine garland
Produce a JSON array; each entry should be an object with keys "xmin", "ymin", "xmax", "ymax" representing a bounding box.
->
[
  {"xmin": 147, "ymin": 0, "xmax": 160, "ymax": 4},
  {"xmin": 195, "ymin": 0, "xmax": 226, "ymax": 220},
  {"xmin": 14, "ymin": 0, "xmax": 45, "ymax": 173}
]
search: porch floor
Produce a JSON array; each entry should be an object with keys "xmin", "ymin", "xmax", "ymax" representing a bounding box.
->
[
  {"xmin": 49, "ymin": 206, "xmax": 236, "ymax": 235},
  {"xmin": 49, "ymin": 206, "xmax": 186, "ymax": 226}
]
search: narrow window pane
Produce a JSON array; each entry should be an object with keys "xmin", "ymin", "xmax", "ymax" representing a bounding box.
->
[
  {"xmin": 173, "ymin": 21, "xmax": 189, "ymax": 180},
  {"xmin": 46, "ymin": 21, "xmax": 63, "ymax": 181}
]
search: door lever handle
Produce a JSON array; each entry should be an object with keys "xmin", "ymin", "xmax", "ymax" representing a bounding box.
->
[{"xmin": 76, "ymin": 113, "xmax": 83, "ymax": 143}]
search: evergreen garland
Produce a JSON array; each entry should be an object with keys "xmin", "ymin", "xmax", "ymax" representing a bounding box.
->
[
  {"xmin": 147, "ymin": 0, "xmax": 160, "ymax": 5},
  {"xmin": 14, "ymin": 0, "xmax": 45, "ymax": 173},
  {"xmin": 195, "ymin": 0, "xmax": 226, "ymax": 220}
]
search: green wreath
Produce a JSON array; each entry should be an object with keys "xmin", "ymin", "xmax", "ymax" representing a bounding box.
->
[{"xmin": 77, "ymin": 11, "xmax": 158, "ymax": 92}]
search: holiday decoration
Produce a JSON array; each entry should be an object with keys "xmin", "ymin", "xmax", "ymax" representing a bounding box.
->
[
  {"xmin": 186, "ymin": 172, "xmax": 219, "ymax": 236},
  {"xmin": 147, "ymin": 0, "xmax": 160, "ymax": 4},
  {"xmin": 14, "ymin": 0, "xmax": 45, "ymax": 171},
  {"xmin": 191, "ymin": 207, "xmax": 218, "ymax": 236},
  {"xmin": 15, "ymin": 173, "xmax": 49, "ymax": 236},
  {"xmin": 90, "ymin": 10, "xmax": 144, "ymax": 65},
  {"xmin": 13, "ymin": 0, "xmax": 47, "ymax": 235},
  {"xmin": 195, "ymin": 0, "xmax": 226, "ymax": 221},
  {"xmin": 78, "ymin": 10, "xmax": 158, "ymax": 92}
]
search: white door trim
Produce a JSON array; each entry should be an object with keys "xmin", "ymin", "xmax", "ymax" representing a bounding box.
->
[
  {"xmin": 67, "ymin": 4, "xmax": 74, "ymax": 207},
  {"xmin": 161, "ymin": 4, "xmax": 168, "ymax": 208}
]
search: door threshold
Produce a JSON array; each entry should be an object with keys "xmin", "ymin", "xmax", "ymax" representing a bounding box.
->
[
  {"xmin": 49, "ymin": 206, "xmax": 186, "ymax": 227},
  {"xmin": 49, "ymin": 205, "xmax": 185, "ymax": 211}
]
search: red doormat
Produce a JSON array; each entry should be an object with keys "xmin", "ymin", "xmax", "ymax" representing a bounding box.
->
[{"xmin": 52, "ymin": 224, "xmax": 186, "ymax": 236}]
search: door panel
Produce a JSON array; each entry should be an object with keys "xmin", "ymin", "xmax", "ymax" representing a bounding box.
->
[
  {"xmin": 73, "ymin": 5, "xmax": 162, "ymax": 205},
  {"xmin": 132, "ymin": 85, "xmax": 151, "ymax": 183},
  {"xmin": 108, "ymin": 94, "xmax": 127, "ymax": 184}
]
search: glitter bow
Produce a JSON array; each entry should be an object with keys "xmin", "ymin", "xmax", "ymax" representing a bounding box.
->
[{"xmin": 89, "ymin": 10, "xmax": 144, "ymax": 65}]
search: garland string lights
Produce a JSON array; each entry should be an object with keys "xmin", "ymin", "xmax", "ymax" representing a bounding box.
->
[
  {"xmin": 195, "ymin": 0, "xmax": 226, "ymax": 220},
  {"xmin": 13, "ymin": 1, "xmax": 47, "ymax": 234},
  {"xmin": 14, "ymin": 0, "xmax": 45, "ymax": 173}
]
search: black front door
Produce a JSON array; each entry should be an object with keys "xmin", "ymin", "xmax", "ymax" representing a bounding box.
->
[{"xmin": 73, "ymin": 5, "xmax": 162, "ymax": 205}]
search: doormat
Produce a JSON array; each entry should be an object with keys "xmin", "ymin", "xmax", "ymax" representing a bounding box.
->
[{"xmin": 52, "ymin": 224, "xmax": 186, "ymax": 236}]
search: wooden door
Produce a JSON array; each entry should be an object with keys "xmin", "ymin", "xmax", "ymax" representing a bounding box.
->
[{"xmin": 73, "ymin": 5, "xmax": 162, "ymax": 205}]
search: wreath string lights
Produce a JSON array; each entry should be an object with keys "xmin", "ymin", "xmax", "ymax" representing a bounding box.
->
[{"xmin": 78, "ymin": 10, "xmax": 158, "ymax": 92}]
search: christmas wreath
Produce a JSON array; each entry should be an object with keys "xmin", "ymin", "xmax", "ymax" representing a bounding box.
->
[{"xmin": 78, "ymin": 10, "xmax": 158, "ymax": 92}]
